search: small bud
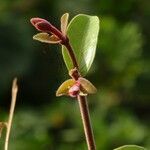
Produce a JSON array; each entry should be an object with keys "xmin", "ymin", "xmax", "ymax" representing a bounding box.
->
[
  {"xmin": 30, "ymin": 18, "xmax": 48, "ymax": 26},
  {"xmin": 68, "ymin": 81, "xmax": 80, "ymax": 97},
  {"xmin": 30, "ymin": 17, "xmax": 65, "ymax": 42},
  {"xmin": 36, "ymin": 22, "xmax": 53, "ymax": 32},
  {"xmin": 30, "ymin": 17, "xmax": 53, "ymax": 33}
]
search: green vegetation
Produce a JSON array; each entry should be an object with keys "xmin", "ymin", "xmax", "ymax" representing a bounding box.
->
[{"xmin": 0, "ymin": 0, "xmax": 149, "ymax": 149}]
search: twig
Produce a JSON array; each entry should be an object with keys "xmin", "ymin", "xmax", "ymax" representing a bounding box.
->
[
  {"xmin": 64, "ymin": 41, "xmax": 79, "ymax": 70},
  {"xmin": 31, "ymin": 16, "xmax": 96, "ymax": 149},
  {"xmin": 64, "ymin": 40, "xmax": 96, "ymax": 150},
  {"xmin": 77, "ymin": 96, "xmax": 96, "ymax": 150},
  {"xmin": 5, "ymin": 78, "xmax": 18, "ymax": 150}
]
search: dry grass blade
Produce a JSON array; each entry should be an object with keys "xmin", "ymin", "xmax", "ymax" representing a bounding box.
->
[{"xmin": 5, "ymin": 78, "xmax": 18, "ymax": 150}]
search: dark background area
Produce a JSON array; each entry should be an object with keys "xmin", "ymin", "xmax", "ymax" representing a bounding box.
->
[{"xmin": 0, "ymin": 0, "xmax": 149, "ymax": 149}]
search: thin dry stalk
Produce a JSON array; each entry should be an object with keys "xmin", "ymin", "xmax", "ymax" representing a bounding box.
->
[{"xmin": 5, "ymin": 78, "xmax": 18, "ymax": 150}]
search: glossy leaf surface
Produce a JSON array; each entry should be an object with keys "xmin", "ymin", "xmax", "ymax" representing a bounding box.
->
[
  {"xmin": 114, "ymin": 145, "xmax": 146, "ymax": 150},
  {"xmin": 56, "ymin": 79, "xmax": 75, "ymax": 96},
  {"xmin": 62, "ymin": 14, "xmax": 100, "ymax": 76}
]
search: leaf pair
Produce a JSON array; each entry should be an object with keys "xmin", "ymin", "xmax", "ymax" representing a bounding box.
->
[
  {"xmin": 33, "ymin": 13, "xmax": 69, "ymax": 44},
  {"xmin": 56, "ymin": 77, "xmax": 97, "ymax": 97},
  {"xmin": 32, "ymin": 13, "xmax": 100, "ymax": 76}
]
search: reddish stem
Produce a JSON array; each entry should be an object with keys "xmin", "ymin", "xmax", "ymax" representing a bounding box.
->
[
  {"xmin": 64, "ymin": 40, "xmax": 79, "ymax": 70},
  {"xmin": 77, "ymin": 96, "xmax": 96, "ymax": 150},
  {"xmin": 63, "ymin": 40, "xmax": 96, "ymax": 150}
]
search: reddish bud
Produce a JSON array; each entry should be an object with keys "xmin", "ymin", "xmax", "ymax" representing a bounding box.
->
[
  {"xmin": 36, "ymin": 22, "xmax": 53, "ymax": 32},
  {"xmin": 30, "ymin": 17, "xmax": 65, "ymax": 42},
  {"xmin": 68, "ymin": 81, "xmax": 80, "ymax": 97},
  {"xmin": 30, "ymin": 18, "xmax": 47, "ymax": 26},
  {"xmin": 30, "ymin": 17, "xmax": 53, "ymax": 32}
]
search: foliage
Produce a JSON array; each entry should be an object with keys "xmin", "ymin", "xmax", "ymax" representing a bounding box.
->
[
  {"xmin": 62, "ymin": 14, "xmax": 99, "ymax": 76},
  {"xmin": 114, "ymin": 145, "xmax": 146, "ymax": 150},
  {"xmin": 0, "ymin": 0, "xmax": 149, "ymax": 149}
]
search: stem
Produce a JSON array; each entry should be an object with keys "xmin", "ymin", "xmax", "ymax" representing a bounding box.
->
[
  {"xmin": 50, "ymin": 26, "xmax": 79, "ymax": 70},
  {"xmin": 5, "ymin": 78, "xmax": 18, "ymax": 150},
  {"xmin": 64, "ymin": 40, "xmax": 79, "ymax": 70},
  {"xmin": 77, "ymin": 96, "xmax": 96, "ymax": 150},
  {"xmin": 64, "ymin": 40, "xmax": 96, "ymax": 150}
]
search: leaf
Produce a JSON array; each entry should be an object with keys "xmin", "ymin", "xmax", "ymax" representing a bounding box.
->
[
  {"xmin": 62, "ymin": 14, "xmax": 100, "ymax": 76},
  {"xmin": 0, "ymin": 122, "xmax": 7, "ymax": 138},
  {"xmin": 114, "ymin": 145, "xmax": 146, "ymax": 150},
  {"xmin": 56, "ymin": 79, "xmax": 76, "ymax": 96},
  {"xmin": 79, "ymin": 77, "xmax": 97, "ymax": 94},
  {"xmin": 33, "ymin": 33, "xmax": 61, "ymax": 44},
  {"xmin": 61, "ymin": 13, "xmax": 69, "ymax": 36}
]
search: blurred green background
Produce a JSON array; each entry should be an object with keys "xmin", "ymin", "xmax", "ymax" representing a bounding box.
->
[{"xmin": 0, "ymin": 0, "xmax": 149, "ymax": 150}]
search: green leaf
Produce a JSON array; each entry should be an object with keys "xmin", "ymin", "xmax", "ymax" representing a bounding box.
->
[
  {"xmin": 61, "ymin": 13, "xmax": 69, "ymax": 36},
  {"xmin": 79, "ymin": 77, "xmax": 97, "ymax": 94},
  {"xmin": 56, "ymin": 79, "xmax": 75, "ymax": 97},
  {"xmin": 62, "ymin": 14, "xmax": 100, "ymax": 76},
  {"xmin": 33, "ymin": 33, "xmax": 61, "ymax": 44},
  {"xmin": 114, "ymin": 145, "xmax": 146, "ymax": 150}
]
